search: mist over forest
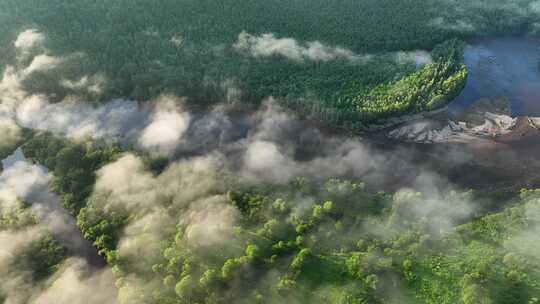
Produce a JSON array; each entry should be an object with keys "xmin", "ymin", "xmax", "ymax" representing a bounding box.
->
[{"xmin": 1, "ymin": 1, "xmax": 540, "ymax": 303}]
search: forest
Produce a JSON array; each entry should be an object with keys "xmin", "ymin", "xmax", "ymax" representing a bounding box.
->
[
  {"xmin": 1, "ymin": 0, "xmax": 537, "ymax": 128},
  {"xmin": 1, "ymin": 0, "xmax": 540, "ymax": 303},
  {"xmin": 0, "ymin": 132, "xmax": 536, "ymax": 304}
]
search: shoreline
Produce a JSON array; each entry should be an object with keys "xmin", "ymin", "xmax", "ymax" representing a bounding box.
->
[{"xmin": 365, "ymin": 106, "xmax": 449, "ymax": 133}]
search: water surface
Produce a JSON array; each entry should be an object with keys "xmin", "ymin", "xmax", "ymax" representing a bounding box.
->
[{"xmin": 449, "ymin": 37, "xmax": 540, "ymax": 116}]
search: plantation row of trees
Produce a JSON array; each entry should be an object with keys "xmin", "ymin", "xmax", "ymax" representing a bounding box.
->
[{"xmin": 20, "ymin": 132, "xmax": 540, "ymax": 304}]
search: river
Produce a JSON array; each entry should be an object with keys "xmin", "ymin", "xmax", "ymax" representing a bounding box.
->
[
  {"xmin": 370, "ymin": 36, "xmax": 540, "ymax": 195},
  {"xmin": 449, "ymin": 36, "xmax": 540, "ymax": 116}
]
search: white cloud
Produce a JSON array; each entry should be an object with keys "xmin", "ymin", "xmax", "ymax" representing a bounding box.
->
[
  {"xmin": 531, "ymin": 1, "xmax": 540, "ymax": 13},
  {"xmin": 0, "ymin": 160, "xmax": 50, "ymax": 208},
  {"xmin": 234, "ymin": 31, "xmax": 367, "ymax": 62},
  {"xmin": 0, "ymin": 66, "xmax": 28, "ymax": 104},
  {"xmin": 22, "ymin": 55, "xmax": 61, "ymax": 76},
  {"xmin": 14, "ymin": 29, "xmax": 44, "ymax": 52},
  {"xmin": 88, "ymin": 153, "xmax": 232, "ymax": 301},
  {"xmin": 32, "ymin": 258, "xmax": 117, "ymax": 304},
  {"xmin": 234, "ymin": 31, "xmax": 434, "ymax": 67},
  {"xmin": 183, "ymin": 195, "xmax": 239, "ymax": 248},
  {"xmin": 0, "ymin": 119, "xmax": 22, "ymax": 153},
  {"xmin": 0, "ymin": 30, "xmax": 148, "ymax": 143},
  {"xmin": 93, "ymin": 152, "xmax": 228, "ymax": 214},
  {"xmin": 170, "ymin": 35, "xmax": 184, "ymax": 47},
  {"xmin": 94, "ymin": 154, "xmax": 157, "ymax": 212},
  {"xmin": 0, "ymin": 40, "xmax": 61, "ymax": 107},
  {"xmin": 117, "ymin": 209, "xmax": 174, "ymax": 263},
  {"xmin": 60, "ymin": 75, "xmax": 106, "ymax": 95},
  {"xmin": 0, "ymin": 226, "xmax": 46, "ymax": 304},
  {"xmin": 16, "ymin": 97, "xmax": 148, "ymax": 143},
  {"xmin": 138, "ymin": 96, "xmax": 191, "ymax": 156},
  {"xmin": 243, "ymin": 140, "xmax": 296, "ymax": 182},
  {"xmin": 394, "ymin": 50, "xmax": 433, "ymax": 66},
  {"xmin": 0, "ymin": 226, "xmax": 44, "ymax": 262}
]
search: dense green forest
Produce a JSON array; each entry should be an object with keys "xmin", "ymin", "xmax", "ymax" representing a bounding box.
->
[
  {"xmin": 2, "ymin": 1, "xmax": 540, "ymax": 303},
  {"xmin": 10, "ymin": 132, "xmax": 538, "ymax": 304},
  {"xmin": 1, "ymin": 0, "xmax": 538, "ymax": 127}
]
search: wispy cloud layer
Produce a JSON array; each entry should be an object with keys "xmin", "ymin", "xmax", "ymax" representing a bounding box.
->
[
  {"xmin": 233, "ymin": 31, "xmax": 433, "ymax": 66},
  {"xmin": 234, "ymin": 31, "xmax": 369, "ymax": 62}
]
